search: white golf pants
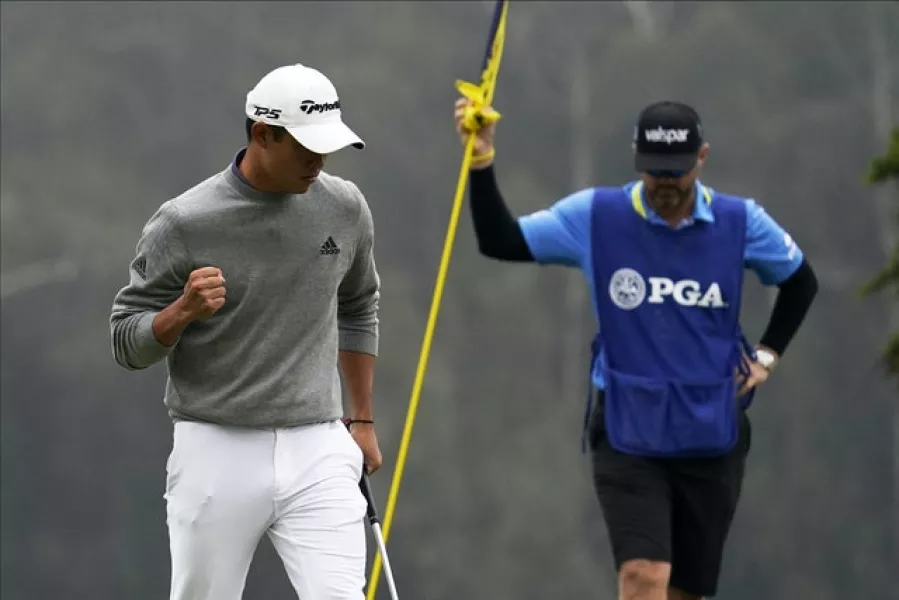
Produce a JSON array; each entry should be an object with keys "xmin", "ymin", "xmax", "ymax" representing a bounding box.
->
[{"xmin": 164, "ymin": 419, "xmax": 368, "ymax": 600}]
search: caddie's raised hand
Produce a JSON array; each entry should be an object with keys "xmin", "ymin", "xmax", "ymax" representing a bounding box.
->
[
  {"xmin": 180, "ymin": 267, "xmax": 226, "ymax": 320},
  {"xmin": 454, "ymin": 97, "xmax": 496, "ymax": 164}
]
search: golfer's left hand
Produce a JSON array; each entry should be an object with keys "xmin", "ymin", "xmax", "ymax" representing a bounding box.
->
[
  {"xmin": 350, "ymin": 423, "xmax": 382, "ymax": 475},
  {"xmin": 736, "ymin": 354, "xmax": 771, "ymax": 397}
]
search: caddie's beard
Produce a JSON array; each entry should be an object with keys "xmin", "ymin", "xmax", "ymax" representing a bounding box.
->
[{"xmin": 647, "ymin": 182, "xmax": 693, "ymax": 214}]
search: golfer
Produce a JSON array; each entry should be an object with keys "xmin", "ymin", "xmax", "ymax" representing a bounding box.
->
[
  {"xmin": 453, "ymin": 98, "xmax": 819, "ymax": 600},
  {"xmin": 110, "ymin": 64, "xmax": 382, "ymax": 600}
]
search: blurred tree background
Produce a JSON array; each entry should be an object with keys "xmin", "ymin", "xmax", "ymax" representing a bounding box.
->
[
  {"xmin": 1, "ymin": 2, "xmax": 896, "ymax": 599},
  {"xmin": 862, "ymin": 128, "xmax": 899, "ymax": 377}
]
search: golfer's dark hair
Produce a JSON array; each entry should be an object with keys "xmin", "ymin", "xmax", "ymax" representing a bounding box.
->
[{"xmin": 245, "ymin": 118, "xmax": 287, "ymax": 143}]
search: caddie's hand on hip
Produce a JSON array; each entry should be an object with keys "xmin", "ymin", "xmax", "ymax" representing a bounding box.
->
[
  {"xmin": 454, "ymin": 97, "xmax": 496, "ymax": 165},
  {"xmin": 179, "ymin": 267, "xmax": 226, "ymax": 320},
  {"xmin": 350, "ymin": 422, "xmax": 383, "ymax": 475},
  {"xmin": 736, "ymin": 352, "xmax": 771, "ymax": 397}
]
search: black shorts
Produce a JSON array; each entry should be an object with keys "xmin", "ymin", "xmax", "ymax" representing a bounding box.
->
[{"xmin": 588, "ymin": 392, "xmax": 751, "ymax": 598}]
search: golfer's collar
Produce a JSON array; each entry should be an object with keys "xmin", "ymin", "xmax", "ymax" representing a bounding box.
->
[
  {"xmin": 226, "ymin": 147, "xmax": 292, "ymax": 201},
  {"xmin": 231, "ymin": 148, "xmax": 253, "ymax": 187},
  {"xmin": 630, "ymin": 180, "xmax": 715, "ymax": 227}
]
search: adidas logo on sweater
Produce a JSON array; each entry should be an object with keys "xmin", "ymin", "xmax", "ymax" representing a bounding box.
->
[{"xmin": 320, "ymin": 236, "xmax": 340, "ymax": 256}]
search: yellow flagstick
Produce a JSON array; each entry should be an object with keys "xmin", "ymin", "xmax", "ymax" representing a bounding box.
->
[{"xmin": 365, "ymin": 3, "xmax": 510, "ymax": 598}]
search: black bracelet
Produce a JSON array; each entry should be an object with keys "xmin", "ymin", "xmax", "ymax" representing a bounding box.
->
[{"xmin": 347, "ymin": 419, "xmax": 374, "ymax": 425}]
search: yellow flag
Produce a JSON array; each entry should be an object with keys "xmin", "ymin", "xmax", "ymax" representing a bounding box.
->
[{"xmin": 365, "ymin": 3, "xmax": 511, "ymax": 598}]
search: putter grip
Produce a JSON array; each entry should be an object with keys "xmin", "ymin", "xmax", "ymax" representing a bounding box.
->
[{"xmin": 360, "ymin": 474, "xmax": 380, "ymax": 525}]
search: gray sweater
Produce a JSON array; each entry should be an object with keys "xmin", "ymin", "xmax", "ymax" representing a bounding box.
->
[{"xmin": 110, "ymin": 153, "xmax": 380, "ymax": 428}]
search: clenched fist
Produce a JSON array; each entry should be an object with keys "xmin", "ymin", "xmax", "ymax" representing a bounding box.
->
[{"xmin": 180, "ymin": 267, "xmax": 226, "ymax": 320}]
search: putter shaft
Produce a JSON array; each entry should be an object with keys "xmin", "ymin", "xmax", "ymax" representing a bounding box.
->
[{"xmin": 360, "ymin": 474, "xmax": 400, "ymax": 600}]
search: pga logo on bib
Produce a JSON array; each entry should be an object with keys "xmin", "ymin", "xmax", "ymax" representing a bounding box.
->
[{"xmin": 609, "ymin": 268, "xmax": 727, "ymax": 310}]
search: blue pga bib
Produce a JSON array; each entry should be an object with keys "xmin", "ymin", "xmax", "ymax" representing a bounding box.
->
[{"xmin": 589, "ymin": 183, "xmax": 754, "ymax": 458}]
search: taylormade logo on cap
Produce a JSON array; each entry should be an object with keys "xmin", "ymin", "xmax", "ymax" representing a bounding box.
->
[
  {"xmin": 299, "ymin": 99, "xmax": 341, "ymax": 115},
  {"xmin": 644, "ymin": 127, "xmax": 690, "ymax": 145}
]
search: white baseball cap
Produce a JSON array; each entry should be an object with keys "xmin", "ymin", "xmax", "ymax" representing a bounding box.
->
[{"xmin": 245, "ymin": 64, "xmax": 365, "ymax": 154}]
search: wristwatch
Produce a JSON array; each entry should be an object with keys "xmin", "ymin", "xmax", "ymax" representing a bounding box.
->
[{"xmin": 755, "ymin": 348, "xmax": 778, "ymax": 372}]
